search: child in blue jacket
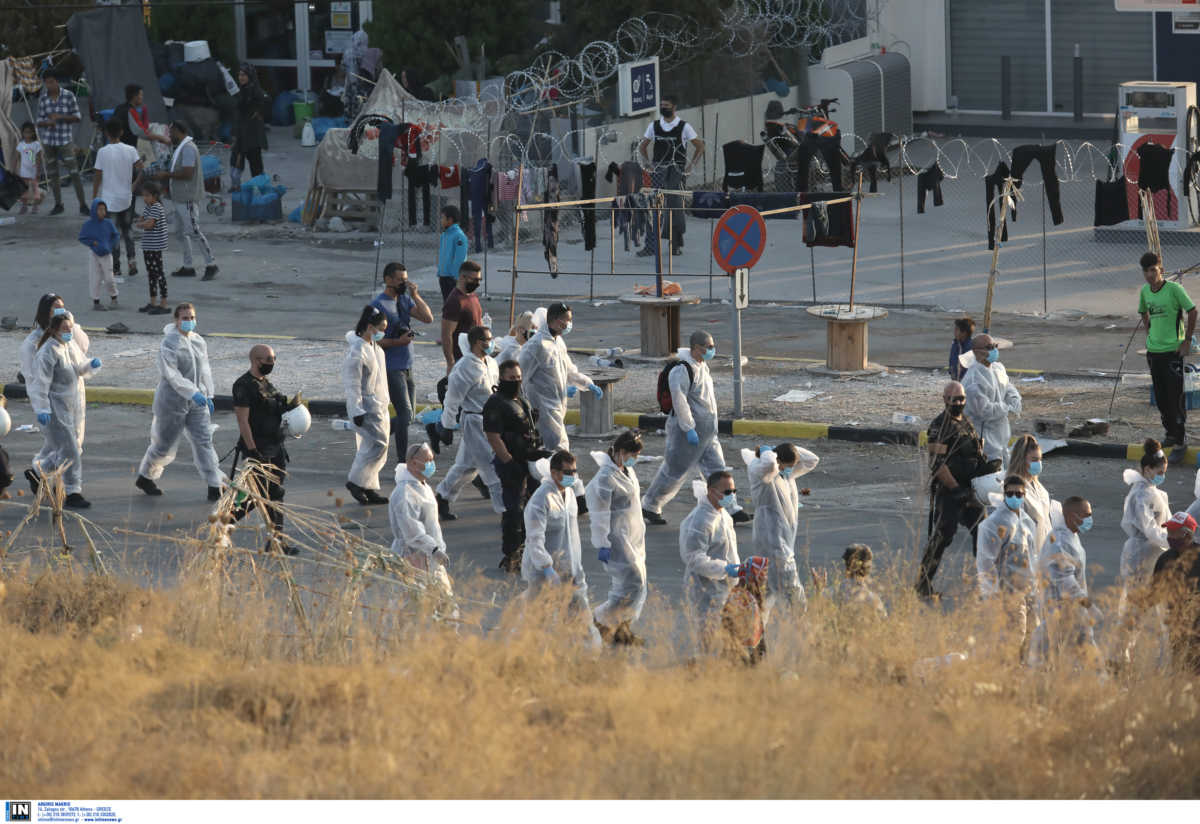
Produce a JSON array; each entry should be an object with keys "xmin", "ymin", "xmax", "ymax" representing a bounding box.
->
[{"xmin": 79, "ymin": 198, "xmax": 120, "ymax": 311}]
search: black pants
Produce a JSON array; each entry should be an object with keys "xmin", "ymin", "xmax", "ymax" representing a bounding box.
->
[
  {"xmin": 438, "ymin": 276, "xmax": 456, "ymax": 301},
  {"xmin": 144, "ymin": 249, "xmax": 166, "ymax": 299},
  {"xmin": 408, "ymin": 174, "xmax": 431, "ymax": 225},
  {"xmin": 792, "ymin": 135, "xmax": 843, "ymax": 192},
  {"xmin": 985, "ymin": 162, "xmax": 1012, "ymax": 249},
  {"xmin": 233, "ymin": 147, "xmax": 264, "ymax": 179},
  {"xmin": 642, "ymin": 165, "xmax": 685, "ymax": 255},
  {"xmin": 1148, "ymin": 350, "xmax": 1187, "ymax": 441},
  {"xmin": 233, "ymin": 446, "xmax": 288, "ymax": 532},
  {"xmin": 0, "ymin": 443, "xmax": 11, "ymax": 492},
  {"xmin": 494, "ymin": 456, "xmax": 539, "ymax": 560},
  {"xmin": 111, "ymin": 206, "xmax": 137, "ymax": 274},
  {"xmin": 386, "ymin": 368, "xmax": 414, "ymax": 461},
  {"xmin": 916, "ymin": 487, "xmax": 985, "ymax": 596},
  {"xmin": 917, "ymin": 164, "xmax": 944, "ymax": 213},
  {"xmin": 579, "ymin": 161, "xmax": 596, "ymax": 250},
  {"xmin": 1011, "ymin": 144, "xmax": 1064, "ymax": 225}
]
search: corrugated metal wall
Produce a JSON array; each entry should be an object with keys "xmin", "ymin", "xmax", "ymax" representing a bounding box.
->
[
  {"xmin": 949, "ymin": 0, "xmax": 1046, "ymax": 111},
  {"xmin": 1051, "ymin": 0, "xmax": 1153, "ymax": 115},
  {"xmin": 840, "ymin": 53, "xmax": 912, "ymax": 140}
]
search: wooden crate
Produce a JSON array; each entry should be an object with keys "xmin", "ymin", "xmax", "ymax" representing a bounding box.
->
[{"xmin": 322, "ymin": 188, "xmax": 382, "ymax": 231}]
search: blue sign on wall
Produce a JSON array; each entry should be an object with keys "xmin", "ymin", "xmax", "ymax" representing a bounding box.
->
[{"xmin": 630, "ymin": 62, "xmax": 656, "ymax": 111}]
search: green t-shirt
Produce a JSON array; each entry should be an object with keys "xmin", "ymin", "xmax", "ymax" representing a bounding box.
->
[{"xmin": 1139, "ymin": 281, "xmax": 1196, "ymax": 353}]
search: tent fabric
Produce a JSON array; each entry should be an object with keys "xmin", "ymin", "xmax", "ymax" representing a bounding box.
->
[
  {"xmin": 0, "ymin": 59, "xmax": 19, "ymax": 176},
  {"xmin": 67, "ymin": 6, "xmax": 168, "ymax": 122}
]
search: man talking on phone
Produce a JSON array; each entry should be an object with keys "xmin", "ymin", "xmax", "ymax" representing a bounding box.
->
[{"xmin": 371, "ymin": 261, "xmax": 434, "ymax": 462}]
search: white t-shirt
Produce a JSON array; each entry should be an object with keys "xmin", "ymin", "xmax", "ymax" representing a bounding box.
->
[
  {"xmin": 94, "ymin": 142, "xmax": 141, "ymax": 212},
  {"xmin": 16, "ymin": 140, "xmax": 41, "ymax": 179},
  {"xmin": 643, "ymin": 116, "xmax": 698, "ymax": 142}
]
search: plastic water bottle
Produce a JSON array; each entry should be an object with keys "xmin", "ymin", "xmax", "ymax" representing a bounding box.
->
[
  {"xmin": 331, "ymin": 419, "xmax": 354, "ymax": 431},
  {"xmin": 482, "ymin": 312, "xmax": 493, "ymax": 330},
  {"xmin": 596, "ymin": 347, "xmax": 624, "ymax": 357},
  {"xmin": 891, "ymin": 412, "xmax": 920, "ymax": 425},
  {"xmin": 590, "ymin": 356, "xmax": 624, "ymax": 368},
  {"xmin": 0, "ymin": 217, "xmax": 15, "ymax": 227}
]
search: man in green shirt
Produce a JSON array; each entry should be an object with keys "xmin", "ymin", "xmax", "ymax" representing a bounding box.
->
[{"xmin": 1138, "ymin": 251, "xmax": 1198, "ymax": 460}]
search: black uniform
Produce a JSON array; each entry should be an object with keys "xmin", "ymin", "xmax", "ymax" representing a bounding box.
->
[
  {"xmin": 483, "ymin": 389, "xmax": 544, "ymax": 564},
  {"xmin": 231, "ymin": 370, "xmax": 291, "ymax": 533},
  {"xmin": 1152, "ymin": 542, "xmax": 1200, "ymax": 674},
  {"xmin": 916, "ymin": 410, "xmax": 990, "ymax": 597}
]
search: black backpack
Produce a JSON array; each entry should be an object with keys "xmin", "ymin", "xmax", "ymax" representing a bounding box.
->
[{"xmin": 656, "ymin": 358, "xmax": 694, "ymax": 415}]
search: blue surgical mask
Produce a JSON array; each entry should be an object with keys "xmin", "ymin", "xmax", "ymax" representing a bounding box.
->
[
  {"xmin": 1004, "ymin": 495, "xmax": 1022, "ymax": 511},
  {"xmin": 781, "ymin": 466, "xmax": 794, "ymax": 479},
  {"xmin": 1152, "ymin": 473, "xmax": 1166, "ymax": 486},
  {"xmin": 1079, "ymin": 515, "xmax": 1093, "ymax": 533},
  {"xmin": 560, "ymin": 473, "xmax": 576, "ymax": 488},
  {"xmin": 1028, "ymin": 460, "xmax": 1042, "ymax": 476},
  {"xmin": 422, "ymin": 460, "xmax": 436, "ymax": 478},
  {"xmin": 51, "ymin": 307, "xmax": 68, "ymax": 318},
  {"xmin": 60, "ymin": 331, "xmax": 73, "ymax": 343},
  {"xmin": 703, "ymin": 347, "xmax": 715, "ymax": 361},
  {"xmin": 372, "ymin": 330, "xmax": 385, "ymax": 342},
  {"xmin": 180, "ymin": 319, "xmax": 196, "ymax": 333},
  {"xmin": 987, "ymin": 348, "xmax": 999, "ymax": 363},
  {"xmin": 623, "ymin": 457, "xmax": 637, "ymax": 468},
  {"xmin": 562, "ymin": 321, "xmax": 573, "ymax": 336},
  {"xmin": 487, "ymin": 340, "xmax": 499, "ymax": 355},
  {"xmin": 721, "ymin": 492, "xmax": 737, "ymax": 509}
]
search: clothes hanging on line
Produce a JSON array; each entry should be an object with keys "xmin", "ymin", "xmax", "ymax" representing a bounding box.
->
[
  {"xmin": 722, "ymin": 141, "xmax": 765, "ymax": 192},
  {"xmin": 801, "ymin": 192, "xmax": 854, "ymax": 248},
  {"xmin": 850, "ymin": 132, "xmax": 893, "ymax": 193},
  {"xmin": 579, "ymin": 160, "xmax": 597, "ymax": 251},
  {"xmin": 1011, "ymin": 143, "xmax": 1064, "ymax": 225},
  {"xmin": 439, "ymin": 165, "xmax": 460, "ymax": 188},
  {"xmin": 1094, "ymin": 179, "xmax": 1130, "ymax": 227},
  {"xmin": 727, "ymin": 191, "xmax": 800, "ymax": 218},
  {"xmin": 407, "ymin": 163, "xmax": 433, "ymax": 226},
  {"xmin": 791, "ymin": 134, "xmax": 843, "ymax": 193},
  {"xmin": 917, "ymin": 163, "xmax": 944, "ymax": 213},
  {"xmin": 690, "ymin": 191, "xmax": 729, "ymax": 218},
  {"xmin": 984, "ymin": 161, "xmax": 1013, "ymax": 250},
  {"xmin": 376, "ymin": 122, "xmax": 402, "ymax": 202},
  {"xmin": 543, "ymin": 164, "xmax": 559, "ymax": 277},
  {"xmin": 467, "ymin": 158, "xmax": 494, "ymax": 252},
  {"xmin": 1137, "ymin": 142, "xmax": 1174, "ymax": 193},
  {"xmin": 496, "ymin": 170, "xmax": 520, "ymax": 202}
]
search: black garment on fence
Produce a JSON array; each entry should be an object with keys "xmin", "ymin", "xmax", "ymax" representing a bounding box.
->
[
  {"xmin": 792, "ymin": 134, "xmax": 843, "ymax": 193},
  {"xmin": 1011, "ymin": 143, "xmax": 1064, "ymax": 225},
  {"xmin": 543, "ymin": 164, "xmax": 559, "ymax": 277},
  {"xmin": 1137, "ymin": 142, "xmax": 1176, "ymax": 220},
  {"xmin": 850, "ymin": 132, "xmax": 893, "ymax": 193},
  {"xmin": 985, "ymin": 161, "xmax": 1013, "ymax": 250},
  {"xmin": 917, "ymin": 164, "xmax": 944, "ymax": 213},
  {"xmin": 579, "ymin": 161, "xmax": 597, "ymax": 250},
  {"xmin": 376, "ymin": 122, "xmax": 401, "ymax": 201},
  {"xmin": 1094, "ymin": 179, "xmax": 1130, "ymax": 227},
  {"xmin": 690, "ymin": 190, "xmax": 729, "ymax": 218},
  {"xmin": 801, "ymin": 192, "xmax": 854, "ymax": 247},
  {"xmin": 722, "ymin": 141, "xmax": 765, "ymax": 192}
]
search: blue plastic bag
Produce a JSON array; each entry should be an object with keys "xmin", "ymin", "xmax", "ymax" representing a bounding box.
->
[
  {"xmin": 271, "ymin": 91, "xmax": 297, "ymax": 126},
  {"xmin": 201, "ymin": 155, "xmax": 221, "ymax": 179},
  {"xmin": 288, "ymin": 205, "xmax": 302, "ymax": 223},
  {"xmin": 310, "ymin": 116, "xmax": 348, "ymax": 142}
]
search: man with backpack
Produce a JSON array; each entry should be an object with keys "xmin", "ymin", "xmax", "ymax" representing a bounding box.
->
[{"xmin": 642, "ymin": 330, "xmax": 752, "ymax": 526}]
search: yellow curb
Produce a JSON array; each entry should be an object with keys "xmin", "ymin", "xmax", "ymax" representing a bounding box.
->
[
  {"xmin": 614, "ymin": 412, "xmax": 641, "ymax": 428},
  {"xmin": 86, "ymin": 386, "xmax": 155, "ymax": 405},
  {"xmin": 206, "ymin": 332, "xmax": 299, "ymax": 340},
  {"xmin": 732, "ymin": 419, "xmax": 829, "ymax": 439}
]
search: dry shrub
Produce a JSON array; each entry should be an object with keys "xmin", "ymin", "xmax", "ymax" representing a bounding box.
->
[{"xmin": 2, "ymin": 556, "xmax": 1200, "ymax": 800}]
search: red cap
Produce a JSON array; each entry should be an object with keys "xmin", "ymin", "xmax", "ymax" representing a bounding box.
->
[{"xmin": 1165, "ymin": 511, "xmax": 1198, "ymax": 532}]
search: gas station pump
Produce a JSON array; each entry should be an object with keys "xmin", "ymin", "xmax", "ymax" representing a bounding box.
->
[{"xmin": 1116, "ymin": 81, "xmax": 1200, "ymax": 228}]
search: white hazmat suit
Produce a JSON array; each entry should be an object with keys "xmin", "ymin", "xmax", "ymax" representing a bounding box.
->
[
  {"xmin": 30, "ymin": 338, "xmax": 97, "ymax": 495},
  {"xmin": 522, "ymin": 476, "xmax": 593, "ymax": 622},
  {"xmin": 680, "ymin": 494, "xmax": 740, "ymax": 649},
  {"xmin": 343, "ymin": 331, "xmax": 390, "ymax": 491},
  {"xmin": 389, "ymin": 464, "xmax": 452, "ymax": 597},
  {"xmin": 517, "ymin": 326, "xmax": 595, "ymax": 452},
  {"xmin": 962, "ymin": 360, "xmax": 1021, "ymax": 468},
  {"xmin": 643, "ymin": 349, "xmax": 739, "ymax": 515},
  {"xmin": 435, "ymin": 342, "xmax": 503, "ymax": 512},
  {"xmin": 21, "ymin": 319, "xmax": 90, "ymax": 453},
  {"xmin": 1031, "ymin": 524, "xmax": 1100, "ymax": 662},
  {"xmin": 977, "ymin": 503, "xmax": 1037, "ymax": 653},
  {"xmin": 742, "ymin": 446, "xmax": 819, "ymax": 616},
  {"xmin": 1113, "ymin": 468, "xmax": 1171, "ymax": 665},
  {"xmin": 494, "ymin": 335, "xmax": 525, "ymax": 368},
  {"xmin": 585, "ymin": 451, "xmax": 648, "ymax": 628},
  {"xmin": 137, "ymin": 323, "xmax": 223, "ymax": 487}
]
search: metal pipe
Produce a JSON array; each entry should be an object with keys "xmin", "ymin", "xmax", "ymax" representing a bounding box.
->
[
  {"xmin": 1001, "ymin": 55, "xmax": 1012, "ymax": 121},
  {"xmin": 1073, "ymin": 44, "xmax": 1083, "ymax": 122},
  {"xmin": 508, "ymin": 166, "xmax": 523, "ymax": 328}
]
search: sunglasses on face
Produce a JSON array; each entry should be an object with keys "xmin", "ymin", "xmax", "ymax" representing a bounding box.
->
[
  {"xmin": 722, "ymin": 488, "xmax": 737, "ymax": 496},
  {"xmin": 1004, "ymin": 490, "xmax": 1024, "ymax": 498}
]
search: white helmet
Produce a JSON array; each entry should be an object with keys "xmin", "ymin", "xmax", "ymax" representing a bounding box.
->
[
  {"xmin": 0, "ymin": 405, "xmax": 9, "ymax": 438},
  {"xmin": 281, "ymin": 404, "xmax": 311, "ymax": 438}
]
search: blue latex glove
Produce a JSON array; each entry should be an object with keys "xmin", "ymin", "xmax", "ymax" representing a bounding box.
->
[
  {"xmin": 566, "ymin": 385, "xmax": 578, "ymax": 398},
  {"xmin": 725, "ymin": 563, "xmax": 740, "ymax": 578},
  {"xmin": 206, "ymin": 397, "xmax": 215, "ymax": 415},
  {"xmin": 89, "ymin": 357, "xmax": 102, "ymax": 369},
  {"xmin": 416, "ymin": 407, "xmax": 442, "ymax": 425},
  {"xmin": 685, "ymin": 429, "xmax": 700, "ymax": 446},
  {"xmin": 760, "ymin": 445, "xmax": 774, "ymax": 455},
  {"xmin": 191, "ymin": 391, "xmax": 207, "ymax": 407},
  {"xmin": 597, "ymin": 547, "xmax": 611, "ymax": 564},
  {"xmin": 589, "ymin": 384, "xmax": 604, "ymax": 399},
  {"xmin": 36, "ymin": 412, "xmax": 51, "ymax": 426},
  {"xmin": 541, "ymin": 565, "xmax": 559, "ymax": 583}
]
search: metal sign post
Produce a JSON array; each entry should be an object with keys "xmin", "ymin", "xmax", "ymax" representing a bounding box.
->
[
  {"xmin": 731, "ymin": 266, "xmax": 749, "ymax": 416},
  {"xmin": 712, "ymin": 206, "xmax": 767, "ymax": 420}
]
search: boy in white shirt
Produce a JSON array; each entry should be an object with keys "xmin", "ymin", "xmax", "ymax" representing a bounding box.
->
[{"xmin": 92, "ymin": 118, "xmax": 144, "ymax": 280}]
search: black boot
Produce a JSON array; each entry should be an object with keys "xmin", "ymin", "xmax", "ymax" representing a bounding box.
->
[
  {"xmin": 426, "ymin": 422, "xmax": 441, "ymax": 455},
  {"xmin": 135, "ymin": 475, "xmax": 163, "ymax": 496},
  {"xmin": 436, "ymin": 493, "xmax": 457, "ymax": 521},
  {"xmin": 471, "ymin": 475, "xmax": 491, "ymax": 499},
  {"xmin": 207, "ymin": 486, "xmax": 221, "ymax": 501},
  {"xmin": 64, "ymin": 492, "xmax": 91, "ymax": 509},
  {"xmin": 345, "ymin": 481, "xmax": 369, "ymax": 504}
]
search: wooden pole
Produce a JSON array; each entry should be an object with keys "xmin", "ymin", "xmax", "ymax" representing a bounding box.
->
[
  {"xmin": 508, "ymin": 166, "xmax": 524, "ymax": 328},
  {"xmin": 848, "ymin": 170, "xmax": 864, "ymax": 311},
  {"xmin": 983, "ymin": 177, "xmax": 1014, "ymax": 333}
]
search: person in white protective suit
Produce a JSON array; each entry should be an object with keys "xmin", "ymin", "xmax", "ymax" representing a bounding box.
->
[
  {"xmin": 962, "ymin": 334, "xmax": 1022, "ymax": 469},
  {"xmin": 1006, "ymin": 433, "xmax": 1052, "ymax": 658},
  {"xmin": 1184, "ymin": 465, "xmax": 1200, "ymax": 524},
  {"xmin": 389, "ymin": 443, "xmax": 454, "ymax": 601},
  {"xmin": 742, "ymin": 442, "xmax": 820, "ymax": 621},
  {"xmin": 679, "ymin": 469, "xmax": 742, "ymax": 653},
  {"xmin": 517, "ymin": 301, "xmax": 600, "ymax": 509},
  {"xmin": 585, "ymin": 430, "xmax": 648, "ymax": 645},
  {"xmin": 495, "ymin": 310, "xmax": 536, "ymax": 368},
  {"xmin": 19, "ymin": 293, "xmax": 91, "ymax": 495},
  {"xmin": 29, "ymin": 313, "xmax": 101, "ymax": 508},
  {"xmin": 1030, "ymin": 496, "xmax": 1102, "ymax": 670},
  {"xmin": 1111, "ymin": 438, "xmax": 1172, "ymax": 669},
  {"xmin": 343, "ymin": 304, "xmax": 391, "ymax": 504},
  {"xmin": 134, "ymin": 303, "xmax": 224, "ymax": 500},
  {"xmin": 642, "ymin": 330, "xmax": 751, "ymax": 526},
  {"xmin": 976, "ymin": 474, "xmax": 1038, "ymax": 663},
  {"xmin": 522, "ymin": 450, "xmax": 600, "ymax": 643},
  {"xmin": 435, "ymin": 326, "xmax": 505, "ymax": 520}
]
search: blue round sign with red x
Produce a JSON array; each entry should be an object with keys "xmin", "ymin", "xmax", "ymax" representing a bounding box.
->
[{"xmin": 711, "ymin": 205, "xmax": 768, "ymax": 273}]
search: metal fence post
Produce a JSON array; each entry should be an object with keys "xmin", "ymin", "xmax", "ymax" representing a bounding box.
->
[
  {"xmin": 1073, "ymin": 44, "xmax": 1083, "ymax": 122},
  {"xmin": 1001, "ymin": 56, "xmax": 1012, "ymax": 121}
]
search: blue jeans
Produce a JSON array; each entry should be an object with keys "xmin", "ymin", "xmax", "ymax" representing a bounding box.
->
[{"xmin": 386, "ymin": 368, "xmax": 414, "ymax": 461}]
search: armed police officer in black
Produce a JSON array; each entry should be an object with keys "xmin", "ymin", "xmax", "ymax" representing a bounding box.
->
[
  {"xmin": 484, "ymin": 358, "xmax": 548, "ymax": 574},
  {"xmin": 231, "ymin": 344, "xmax": 302, "ymax": 555},
  {"xmin": 637, "ymin": 94, "xmax": 704, "ymax": 258},
  {"xmin": 916, "ymin": 380, "xmax": 998, "ymax": 599}
]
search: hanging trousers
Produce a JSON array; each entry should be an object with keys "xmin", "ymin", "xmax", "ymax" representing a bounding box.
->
[
  {"xmin": 468, "ymin": 161, "xmax": 494, "ymax": 252},
  {"xmin": 985, "ymin": 161, "xmax": 1013, "ymax": 249},
  {"xmin": 792, "ymin": 135, "xmax": 843, "ymax": 192},
  {"xmin": 579, "ymin": 161, "xmax": 596, "ymax": 250},
  {"xmin": 917, "ymin": 164, "xmax": 944, "ymax": 213},
  {"xmin": 1011, "ymin": 144, "xmax": 1064, "ymax": 225}
]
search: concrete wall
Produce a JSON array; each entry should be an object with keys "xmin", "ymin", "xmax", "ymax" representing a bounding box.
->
[{"xmin": 876, "ymin": 0, "xmax": 947, "ymax": 112}]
